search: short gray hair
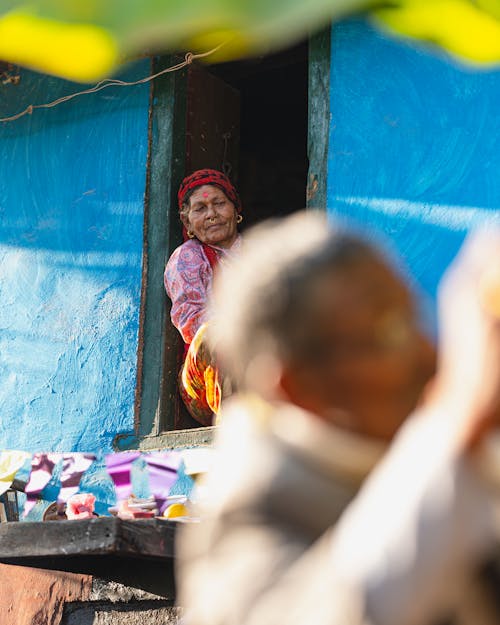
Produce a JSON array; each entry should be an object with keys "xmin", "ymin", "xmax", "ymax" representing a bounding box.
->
[{"xmin": 209, "ymin": 211, "xmax": 377, "ymax": 390}]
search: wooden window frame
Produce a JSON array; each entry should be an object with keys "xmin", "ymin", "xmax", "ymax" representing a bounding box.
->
[{"xmin": 114, "ymin": 28, "xmax": 331, "ymax": 451}]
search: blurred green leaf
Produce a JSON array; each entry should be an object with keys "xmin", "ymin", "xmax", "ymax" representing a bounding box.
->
[{"xmin": 0, "ymin": 0, "xmax": 499, "ymax": 81}]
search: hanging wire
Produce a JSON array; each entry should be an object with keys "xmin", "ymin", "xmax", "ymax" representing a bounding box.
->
[{"xmin": 0, "ymin": 43, "xmax": 226, "ymax": 123}]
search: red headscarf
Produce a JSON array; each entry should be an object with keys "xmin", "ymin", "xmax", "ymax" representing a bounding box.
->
[{"xmin": 177, "ymin": 169, "xmax": 241, "ymax": 213}]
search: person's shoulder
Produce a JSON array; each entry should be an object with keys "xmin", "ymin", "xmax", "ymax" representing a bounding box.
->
[
  {"xmin": 170, "ymin": 238, "xmax": 203, "ymax": 259},
  {"xmin": 231, "ymin": 234, "xmax": 243, "ymax": 251},
  {"xmin": 167, "ymin": 239, "xmax": 205, "ymax": 269},
  {"xmin": 201, "ymin": 396, "xmax": 281, "ymax": 503}
]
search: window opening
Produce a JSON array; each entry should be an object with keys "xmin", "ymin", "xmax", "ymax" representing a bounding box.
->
[{"xmin": 169, "ymin": 42, "xmax": 309, "ymax": 431}]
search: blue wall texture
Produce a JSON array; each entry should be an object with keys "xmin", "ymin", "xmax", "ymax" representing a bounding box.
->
[
  {"xmin": 0, "ymin": 61, "xmax": 150, "ymax": 453},
  {"xmin": 327, "ymin": 20, "xmax": 500, "ymax": 304}
]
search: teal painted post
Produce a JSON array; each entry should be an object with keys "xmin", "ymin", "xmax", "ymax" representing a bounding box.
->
[
  {"xmin": 134, "ymin": 56, "xmax": 187, "ymax": 440},
  {"xmin": 307, "ymin": 28, "xmax": 331, "ymax": 211}
]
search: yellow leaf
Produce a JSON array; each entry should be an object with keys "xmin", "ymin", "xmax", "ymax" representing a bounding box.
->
[
  {"xmin": 0, "ymin": 11, "xmax": 118, "ymax": 81},
  {"xmin": 374, "ymin": 0, "xmax": 500, "ymax": 65}
]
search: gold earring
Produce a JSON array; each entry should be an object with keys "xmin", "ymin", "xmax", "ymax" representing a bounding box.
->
[
  {"xmin": 236, "ymin": 214, "xmax": 243, "ymax": 224},
  {"xmin": 187, "ymin": 231, "xmax": 195, "ymax": 239}
]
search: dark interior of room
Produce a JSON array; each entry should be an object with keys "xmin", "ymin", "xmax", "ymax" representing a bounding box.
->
[{"xmin": 209, "ymin": 41, "xmax": 309, "ymax": 228}]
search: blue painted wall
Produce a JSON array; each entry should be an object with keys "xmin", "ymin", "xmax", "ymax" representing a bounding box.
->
[
  {"xmin": 0, "ymin": 61, "xmax": 150, "ymax": 453},
  {"xmin": 327, "ymin": 19, "xmax": 500, "ymax": 303}
]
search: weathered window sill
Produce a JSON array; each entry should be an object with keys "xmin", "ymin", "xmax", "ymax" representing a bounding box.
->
[{"xmin": 114, "ymin": 425, "xmax": 217, "ymax": 451}]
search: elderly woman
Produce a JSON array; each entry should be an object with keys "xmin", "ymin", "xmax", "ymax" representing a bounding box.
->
[{"xmin": 164, "ymin": 169, "xmax": 243, "ymax": 425}]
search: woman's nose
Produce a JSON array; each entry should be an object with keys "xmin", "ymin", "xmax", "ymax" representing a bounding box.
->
[{"xmin": 206, "ymin": 203, "xmax": 217, "ymax": 218}]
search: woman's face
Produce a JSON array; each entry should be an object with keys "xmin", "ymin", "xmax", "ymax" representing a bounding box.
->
[{"xmin": 182, "ymin": 185, "xmax": 239, "ymax": 248}]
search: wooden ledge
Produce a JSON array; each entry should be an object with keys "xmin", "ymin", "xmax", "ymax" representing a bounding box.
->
[{"xmin": 0, "ymin": 518, "xmax": 178, "ymax": 597}]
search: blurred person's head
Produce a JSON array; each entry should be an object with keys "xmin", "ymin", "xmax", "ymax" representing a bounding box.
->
[{"xmin": 210, "ymin": 211, "xmax": 436, "ymax": 441}]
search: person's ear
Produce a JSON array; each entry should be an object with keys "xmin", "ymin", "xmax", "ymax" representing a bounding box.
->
[{"xmin": 180, "ymin": 211, "xmax": 191, "ymax": 231}]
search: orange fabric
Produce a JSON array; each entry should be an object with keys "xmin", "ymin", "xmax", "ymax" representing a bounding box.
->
[{"xmin": 180, "ymin": 323, "xmax": 222, "ymax": 426}]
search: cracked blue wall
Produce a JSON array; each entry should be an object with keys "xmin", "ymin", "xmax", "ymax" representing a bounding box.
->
[
  {"xmin": 327, "ymin": 19, "xmax": 500, "ymax": 306},
  {"xmin": 0, "ymin": 60, "xmax": 150, "ymax": 453}
]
